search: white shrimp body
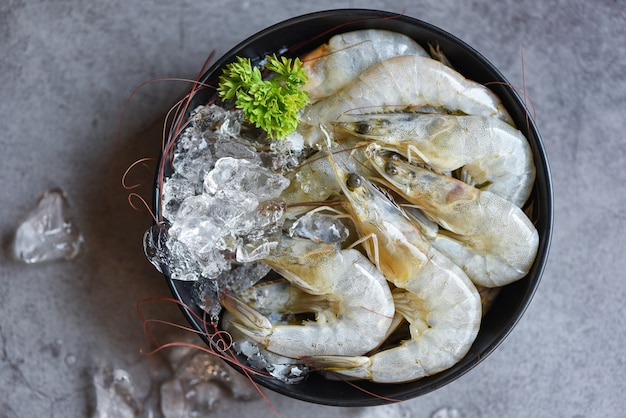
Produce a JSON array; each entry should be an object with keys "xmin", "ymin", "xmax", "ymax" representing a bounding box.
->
[
  {"xmin": 312, "ymin": 158, "xmax": 481, "ymax": 383},
  {"xmin": 301, "ymin": 29, "xmax": 429, "ymax": 103},
  {"xmin": 368, "ymin": 146, "xmax": 539, "ymax": 288},
  {"xmin": 221, "ymin": 238, "xmax": 395, "ymax": 359},
  {"xmin": 298, "ymin": 55, "xmax": 513, "ymax": 146},
  {"xmin": 334, "ymin": 112, "xmax": 536, "ymax": 207}
]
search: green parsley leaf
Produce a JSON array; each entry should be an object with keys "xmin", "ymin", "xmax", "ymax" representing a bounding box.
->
[{"xmin": 217, "ymin": 54, "xmax": 309, "ymax": 139}]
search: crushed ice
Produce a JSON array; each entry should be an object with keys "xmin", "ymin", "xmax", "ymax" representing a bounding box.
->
[
  {"xmin": 146, "ymin": 105, "xmax": 294, "ymax": 294},
  {"xmin": 12, "ymin": 188, "xmax": 83, "ymax": 263},
  {"xmin": 92, "ymin": 367, "xmax": 140, "ymax": 418},
  {"xmin": 91, "ymin": 338, "xmax": 260, "ymax": 417},
  {"xmin": 143, "ymin": 104, "xmax": 338, "ymax": 383},
  {"xmin": 234, "ymin": 339, "xmax": 309, "ymax": 384},
  {"xmin": 159, "ymin": 343, "xmax": 258, "ymax": 416}
]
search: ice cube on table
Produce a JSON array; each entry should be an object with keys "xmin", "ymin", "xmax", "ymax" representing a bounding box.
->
[
  {"xmin": 92, "ymin": 367, "xmax": 140, "ymax": 418},
  {"xmin": 12, "ymin": 188, "xmax": 83, "ymax": 263}
]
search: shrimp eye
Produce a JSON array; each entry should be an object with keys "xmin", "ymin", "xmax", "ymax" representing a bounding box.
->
[
  {"xmin": 385, "ymin": 162, "xmax": 399, "ymax": 176},
  {"xmin": 356, "ymin": 123, "xmax": 371, "ymax": 134},
  {"xmin": 346, "ymin": 173, "xmax": 362, "ymax": 190}
]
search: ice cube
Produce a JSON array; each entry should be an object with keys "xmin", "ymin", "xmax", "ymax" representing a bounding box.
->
[
  {"xmin": 217, "ymin": 108, "xmax": 244, "ymax": 136},
  {"xmin": 233, "ymin": 339, "xmax": 309, "ymax": 384},
  {"xmin": 172, "ymin": 144, "xmax": 215, "ymax": 187},
  {"xmin": 235, "ymin": 340, "xmax": 270, "ymax": 371},
  {"xmin": 203, "ymin": 157, "xmax": 289, "ymax": 201},
  {"xmin": 161, "ymin": 173, "xmax": 196, "ymax": 221},
  {"xmin": 143, "ymin": 224, "xmax": 167, "ymax": 274},
  {"xmin": 92, "ymin": 367, "xmax": 139, "ymax": 418},
  {"xmin": 234, "ymin": 201, "xmax": 285, "ymax": 263},
  {"xmin": 144, "ymin": 225, "xmax": 205, "ymax": 282},
  {"xmin": 191, "ymin": 104, "xmax": 230, "ymax": 133},
  {"xmin": 192, "ymin": 277, "xmax": 221, "ymax": 322},
  {"xmin": 211, "ymin": 190, "xmax": 260, "ymax": 230},
  {"xmin": 12, "ymin": 189, "xmax": 83, "ymax": 263},
  {"xmin": 160, "ymin": 379, "xmax": 226, "ymax": 417},
  {"xmin": 160, "ymin": 344, "xmax": 257, "ymax": 416},
  {"xmin": 170, "ymin": 216, "xmax": 221, "ymax": 255},
  {"xmin": 269, "ymin": 363, "xmax": 309, "ymax": 384},
  {"xmin": 213, "ymin": 135, "xmax": 261, "ymax": 164},
  {"xmin": 217, "ymin": 262, "xmax": 271, "ymax": 295}
]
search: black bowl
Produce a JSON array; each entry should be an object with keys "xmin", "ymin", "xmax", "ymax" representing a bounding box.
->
[{"xmin": 152, "ymin": 9, "xmax": 553, "ymax": 407}]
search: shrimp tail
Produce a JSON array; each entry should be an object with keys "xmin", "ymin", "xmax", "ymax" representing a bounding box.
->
[{"xmin": 302, "ymin": 355, "xmax": 372, "ymax": 378}]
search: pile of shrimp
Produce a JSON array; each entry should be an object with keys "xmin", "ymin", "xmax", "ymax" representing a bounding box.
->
[{"xmin": 205, "ymin": 29, "xmax": 539, "ymax": 384}]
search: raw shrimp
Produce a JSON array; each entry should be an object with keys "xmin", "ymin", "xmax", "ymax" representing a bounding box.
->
[
  {"xmin": 309, "ymin": 155, "xmax": 481, "ymax": 383},
  {"xmin": 221, "ymin": 237, "xmax": 395, "ymax": 359},
  {"xmin": 334, "ymin": 112, "xmax": 536, "ymax": 207},
  {"xmin": 301, "ymin": 29, "xmax": 429, "ymax": 103},
  {"xmin": 279, "ymin": 136, "xmax": 372, "ymax": 218},
  {"xmin": 367, "ymin": 145, "xmax": 539, "ymax": 288},
  {"xmin": 298, "ymin": 55, "xmax": 514, "ymax": 146}
]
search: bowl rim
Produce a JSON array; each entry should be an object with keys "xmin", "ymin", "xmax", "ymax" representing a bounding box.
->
[{"xmin": 152, "ymin": 8, "xmax": 554, "ymax": 407}]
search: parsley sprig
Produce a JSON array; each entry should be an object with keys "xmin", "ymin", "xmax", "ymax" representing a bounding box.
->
[{"xmin": 217, "ymin": 54, "xmax": 309, "ymax": 139}]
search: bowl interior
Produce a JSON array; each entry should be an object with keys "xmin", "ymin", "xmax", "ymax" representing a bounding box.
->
[{"xmin": 156, "ymin": 9, "xmax": 553, "ymax": 407}]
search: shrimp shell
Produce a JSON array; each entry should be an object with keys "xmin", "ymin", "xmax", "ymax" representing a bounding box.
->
[
  {"xmin": 334, "ymin": 112, "xmax": 535, "ymax": 207},
  {"xmin": 298, "ymin": 55, "xmax": 514, "ymax": 146},
  {"xmin": 368, "ymin": 147, "xmax": 539, "ymax": 288},
  {"xmin": 302, "ymin": 29, "xmax": 429, "ymax": 103},
  {"xmin": 310, "ymin": 154, "xmax": 481, "ymax": 383}
]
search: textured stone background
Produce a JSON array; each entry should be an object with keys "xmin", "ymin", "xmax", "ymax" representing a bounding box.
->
[{"xmin": 1, "ymin": 1, "xmax": 624, "ymax": 417}]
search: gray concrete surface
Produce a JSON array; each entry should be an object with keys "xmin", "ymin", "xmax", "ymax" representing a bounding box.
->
[{"xmin": 1, "ymin": 1, "xmax": 624, "ymax": 417}]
